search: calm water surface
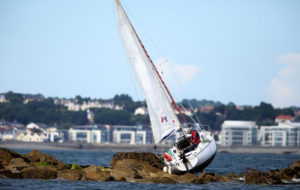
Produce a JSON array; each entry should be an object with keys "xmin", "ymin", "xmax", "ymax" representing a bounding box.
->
[{"xmin": 0, "ymin": 149, "xmax": 299, "ymax": 190}]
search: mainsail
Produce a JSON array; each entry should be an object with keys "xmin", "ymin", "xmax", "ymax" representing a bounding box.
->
[{"xmin": 116, "ymin": 0, "xmax": 181, "ymax": 144}]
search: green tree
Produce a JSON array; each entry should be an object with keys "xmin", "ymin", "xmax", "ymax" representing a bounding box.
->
[
  {"xmin": 75, "ymin": 95, "xmax": 84, "ymax": 104},
  {"xmin": 5, "ymin": 91, "xmax": 24, "ymax": 104},
  {"xmin": 94, "ymin": 108, "xmax": 132, "ymax": 125}
]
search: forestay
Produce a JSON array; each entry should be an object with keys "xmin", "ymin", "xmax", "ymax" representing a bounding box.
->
[{"xmin": 116, "ymin": 1, "xmax": 181, "ymax": 144}]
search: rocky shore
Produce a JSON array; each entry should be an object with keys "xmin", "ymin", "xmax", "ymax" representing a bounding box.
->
[{"xmin": 0, "ymin": 147, "xmax": 299, "ymax": 185}]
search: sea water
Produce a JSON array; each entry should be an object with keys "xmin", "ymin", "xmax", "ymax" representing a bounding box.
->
[{"xmin": 0, "ymin": 149, "xmax": 299, "ymax": 190}]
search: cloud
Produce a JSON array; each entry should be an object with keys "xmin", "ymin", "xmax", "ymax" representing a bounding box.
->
[
  {"xmin": 267, "ymin": 53, "xmax": 300, "ymax": 107},
  {"xmin": 155, "ymin": 58, "xmax": 200, "ymax": 89}
]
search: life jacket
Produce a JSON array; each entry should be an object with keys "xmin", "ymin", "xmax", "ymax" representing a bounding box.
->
[
  {"xmin": 192, "ymin": 130, "xmax": 200, "ymax": 144},
  {"xmin": 164, "ymin": 152, "xmax": 172, "ymax": 162}
]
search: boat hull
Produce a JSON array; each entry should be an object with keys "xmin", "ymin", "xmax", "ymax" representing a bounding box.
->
[{"xmin": 169, "ymin": 137, "xmax": 217, "ymax": 174}]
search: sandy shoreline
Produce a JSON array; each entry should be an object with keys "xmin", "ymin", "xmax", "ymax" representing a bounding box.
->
[{"xmin": 1, "ymin": 141, "xmax": 299, "ymax": 154}]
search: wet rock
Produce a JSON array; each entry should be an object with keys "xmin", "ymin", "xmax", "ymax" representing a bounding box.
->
[
  {"xmin": 21, "ymin": 166, "xmax": 57, "ymax": 179},
  {"xmin": 27, "ymin": 149, "xmax": 67, "ymax": 170},
  {"xmin": 290, "ymin": 160, "xmax": 300, "ymax": 169},
  {"xmin": 111, "ymin": 157, "xmax": 165, "ymax": 181},
  {"xmin": 174, "ymin": 173, "xmax": 198, "ymax": 183},
  {"xmin": 245, "ymin": 169, "xmax": 269, "ymax": 184},
  {"xmin": 1, "ymin": 148, "xmax": 300, "ymax": 185},
  {"xmin": 243, "ymin": 160, "xmax": 300, "ymax": 185},
  {"xmin": 152, "ymin": 176, "xmax": 176, "ymax": 184},
  {"xmin": 8, "ymin": 158, "xmax": 31, "ymax": 170},
  {"xmin": 0, "ymin": 148, "xmax": 29, "ymax": 165},
  {"xmin": 111, "ymin": 152, "xmax": 164, "ymax": 170},
  {"xmin": 194, "ymin": 172, "xmax": 222, "ymax": 184},
  {"xmin": 58, "ymin": 169, "xmax": 84, "ymax": 181},
  {"xmin": 0, "ymin": 169, "xmax": 21, "ymax": 179},
  {"xmin": 27, "ymin": 149, "xmax": 43, "ymax": 162},
  {"xmin": 111, "ymin": 159, "xmax": 143, "ymax": 180},
  {"xmin": 0, "ymin": 161, "xmax": 4, "ymax": 170},
  {"xmin": 83, "ymin": 165, "xmax": 114, "ymax": 181}
]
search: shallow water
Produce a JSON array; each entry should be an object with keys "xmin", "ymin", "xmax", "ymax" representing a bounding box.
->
[{"xmin": 0, "ymin": 149, "xmax": 300, "ymax": 189}]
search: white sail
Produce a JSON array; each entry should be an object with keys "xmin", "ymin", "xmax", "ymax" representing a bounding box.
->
[{"xmin": 116, "ymin": 0, "xmax": 181, "ymax": 144}]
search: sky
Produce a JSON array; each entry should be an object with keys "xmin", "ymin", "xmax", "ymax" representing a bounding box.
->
[{"xmin": 0, "ymin": 0, "xmax": 299, "ymax": 108}]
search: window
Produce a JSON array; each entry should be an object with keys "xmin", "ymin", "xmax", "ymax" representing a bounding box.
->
[
  {"xmin": 93, "ymin": 133, "xmax": 97, "ymax": 142},
  {"xmin": 120, "ymin": 133, "xmax": 132, "ymax": 144},
  {"xmin": 76, "ymin": 132, "xmax": 87, "ymax": 143}
]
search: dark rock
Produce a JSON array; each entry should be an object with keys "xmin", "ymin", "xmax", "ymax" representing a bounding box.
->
[
  {"xmin": 84, "ymin": 166, "xmax": 114, "ymax": 181},
  {"xmin": 152, "ymin": 176, "xmax": 176, "ymax": 184},
  {"xmin": 58, "ymin": 169, "xmax": 84, "ymax": 181},
  {"xmin": 0, "ymin": 169, "xmax": 21, "ymax": 179},
  {"xmin": 194, "ymin": 172, "xmax": 223, "ymax": 184},
  {"xmin": 0, "ymin": 148, "xmax": 29, "ymax": 165},
  {"xmin": 290, "ymin": 160, "xmax": 300, "ymax": 169},
  {"xmin": 0, "ymin": 161, "xmax": 4, "ymax": 170},
  {"xmin": 245, "ymin": 169, "xmax": 269, "ymax": 184},
  {"xmin": 111, "ymin": 159, "xmax": 143, "ymax": 180},
  {"xmin": 175, "ymin": 173, "xmax": 198, "ymax": 183},
  {"xmin": 27, "ymin": 149, "xmax": 66, "ymax": 170},
  {"xmin": 111, "ymin": 152, "xmax": 164, "ymax": 170},
  {"xmin": 111, "ymin": 158, "xmax": 164, "ymax": 181},
  {"xmin": 226, "ymin": 172, "xmax": 236, "ymax": 179},
  {"xmin": 8, "ymin": 158, "xmax": 31, "ymax": 170},
  {"xmin": 27, "ymin": 149, "xmax": 43, "ymax": 162},
  {"xmin": 21, "ymin": 166, "xmax": 57, "ymax": 179}
]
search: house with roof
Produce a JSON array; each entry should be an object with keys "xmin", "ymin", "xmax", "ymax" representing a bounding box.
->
[
  {"xmin": 275, "ymin": 115, "xmax": 294, "ymax": 124},
  {"xmin": 134, "ymin": 107, "xmax": 148, "ymax": 115},
  {"xmin": 16, "ymin": 128, "xmax": 48, "ymax": 142}
]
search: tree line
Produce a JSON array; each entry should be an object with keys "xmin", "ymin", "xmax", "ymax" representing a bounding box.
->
[{"xmin": 0, "ymin": 92, "xmax": 298, "ymax": 130}]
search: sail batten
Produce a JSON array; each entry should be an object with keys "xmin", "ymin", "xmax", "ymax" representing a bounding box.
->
[{"xmin": 116, "ymin": 1, "xmax": 181, "ymax": 144}]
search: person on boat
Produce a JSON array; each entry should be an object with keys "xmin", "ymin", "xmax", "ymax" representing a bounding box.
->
[{"xmin": 191, "ymin": 130, "xmax": 200, "ymax": 144}]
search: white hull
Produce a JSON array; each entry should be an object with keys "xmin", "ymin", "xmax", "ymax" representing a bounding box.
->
[{"xmin": 165, "ymin": 131, "xmax": 217, "ymax": 174}]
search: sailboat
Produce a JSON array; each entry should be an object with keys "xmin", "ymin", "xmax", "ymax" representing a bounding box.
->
[{"xmin": 115, "ymin": 0, "xmax": 217, "ymax": 174}]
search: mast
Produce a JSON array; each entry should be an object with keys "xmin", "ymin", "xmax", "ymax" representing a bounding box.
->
[{"xmin": 116, "ymin": 0, "xmax": 190, "ymax": 129}]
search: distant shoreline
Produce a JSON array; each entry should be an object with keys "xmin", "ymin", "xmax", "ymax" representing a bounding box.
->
[{"xmin": 0, "ymin": 141, "xmax": 299, "ymax": 154}]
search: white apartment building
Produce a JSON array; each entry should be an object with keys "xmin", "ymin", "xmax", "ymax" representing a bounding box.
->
[
  {"xmin": 112, "ymin": 125, "xmax": 147, "ymax": 144},
  {"xmin": 47, "ymin": 127, "xmax": 60, "ymax": 142},
  {"xmin": 260, "ymin": 122, "xmax": 300, "ymax": 147},
  {"xmin": 69, "ymin": 125, "xmax": 101, "ymax": 143},
  {"xmin": 0, "ymin": 129, "xmax": 17, "ymax": 141},
  {"xmin": 219, "ymin": 120, "xmax": 258, "ymax": 146}
]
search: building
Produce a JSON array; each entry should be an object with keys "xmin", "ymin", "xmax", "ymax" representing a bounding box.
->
[
  {"xmin": 69, "ymin": 125, "xmax": 101, "ymax": 143},
  {"xmin": 16, "ymin": 129, "xmax": 48, "ymax": 142},
  {"xmin": 275, "ymin": 115, "xmax": 294, "ymax": 124},
  {"xmin": 112, "ymin": 125, "xmax": 148, "ymax": 144},
  {"xmin": 134, "ymin": 107, "xmax": 148, "ymax": 115},
  {"xmin": 98, "ymin": 125, "xmax": 153, "ymax": 145},
  {"xmin": 0, "ymin": 94, "xmax": 7, "ymax": 103},
  {"xmin": 46, "ymin": 127, "xmax": 60, "ymax": 142},
  {"xmin": 260, "ymin": 122, "xmax": 300, "ymax": 147},
  {"xmin": 86, "ymin": 109, "xmax": 94, "ymax": 123},
  {"xmin": 0, "ymin": 128, "xmax": 17, "ymax": 141},
  {"xmin": 219, "ymin": 120, "xmax": 258, "ymax": 146}
]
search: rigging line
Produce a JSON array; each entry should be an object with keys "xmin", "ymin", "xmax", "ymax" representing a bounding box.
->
[
  {"xmin": 178, "ymin": 102, "xmax": 198, "ymax": 125},
  {"xmin": 120, "ymin": 2, "xmax": 190, "ymax": 122},
  {"xmin": 113, "ymin": 0, "xmax": 142, "ymax": 102},
  {"xmin": 119, "ymin": 2, "xmax": 199, "ymax": 127},
  {"xmin": 163, "ymin": 58, "xmax": 203, "ymax": 127},
  {"xmin": 119, "ymin": 4, "xmax": 190, "ymax": 130}
]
